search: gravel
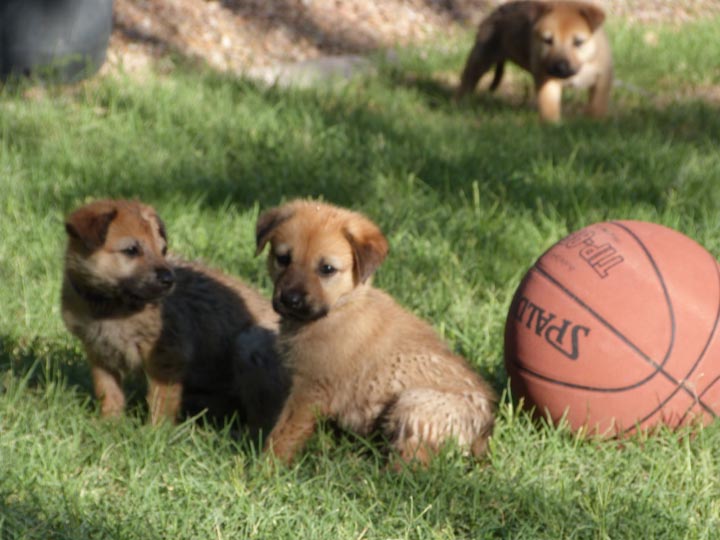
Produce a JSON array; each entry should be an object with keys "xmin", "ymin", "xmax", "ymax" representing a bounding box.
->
[{"xmin": 106, "ymin": 0, "xmax": 720, "ymax": 76}]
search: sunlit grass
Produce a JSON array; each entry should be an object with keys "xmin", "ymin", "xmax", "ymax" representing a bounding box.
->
[{"xmin": 1, "ymin": 17, "xmax": 720, "ymax": 540}]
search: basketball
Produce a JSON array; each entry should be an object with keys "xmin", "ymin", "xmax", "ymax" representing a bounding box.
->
[{"xmin": 504, "ymin": 220, "xmax": 720, "ymax": 436}]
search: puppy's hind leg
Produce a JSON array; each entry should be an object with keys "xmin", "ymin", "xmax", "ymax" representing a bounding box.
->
[
  {"xmin": 383, "ymin": 388, "xmax": 495, "ymax": 466},
  {"xmin": 488, "ymin": 61, "xmax": 505, "ymax": 92},
  {"xmin": 456, "ymin": 35, "xmax": 500, "ymax": 100},
  {"xmin": 586, "ymin": 70, "xmax": 612, "ymax": 119}
]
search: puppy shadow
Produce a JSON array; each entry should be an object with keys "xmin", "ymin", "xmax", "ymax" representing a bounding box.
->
[
  {"xmin": 456, "ymin": 90, "xmax": 535, "ymax": 117},
  {"xmin": 388, "ymin": 68, "xmax": 534, "ymax": 116},
  {"xmin": 390, "ymin": 71, "xmax": 457, "ymax": 108},
  {"xmin": 1, "ymin": 334, "xmax": 91, "ymax": 403},
  {"xmin": 0, "ymin": 334, "xmax": 159, "ymax": 420}
]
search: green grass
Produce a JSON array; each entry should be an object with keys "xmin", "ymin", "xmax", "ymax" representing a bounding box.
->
[{"xmin": 2, "ymin": 17, "xmax": 720, "ymax": 539}]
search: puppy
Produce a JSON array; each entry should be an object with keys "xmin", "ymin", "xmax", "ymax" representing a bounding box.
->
[
  {"xmin": 61, "ymin": 199, "xmax": 287, "ymax": 433},
  {"xmin": 456, "ymin": 1, "xmax": 613, "ymax": 122},
  {"xmin": 255, "ymin": 200, "xmax": 496, "ymax": 466}
]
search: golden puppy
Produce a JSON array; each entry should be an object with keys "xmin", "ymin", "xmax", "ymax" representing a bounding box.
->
[
  {"xmin": 456, "ymin": 1, "xmax": 613, "ymax": 122},
  {"xmin": 61, "ymin": 199, "xmax": 287, "ymax": 432},
  {"xmin": 255, "ymin": 200, "xmax": 496, "ymax": 465}
]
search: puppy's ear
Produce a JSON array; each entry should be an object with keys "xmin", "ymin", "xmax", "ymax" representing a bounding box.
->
[
  {"xmin": 578, "ymin": 3, "xmax": 605, "ymax": 31},
  {"xmin": 65, "ymin": 205, "xmax": 118, "ymax": 251},
  {"xmin": 344, "ymin": 216, "xmax": 389, "ymax": 284},
  {"xmin": 153, "ymin": 213, "xmax": 169, "ymax": 255},
  {"xmin": 255, "ymin": 206, "xmax": 293, "ymax": 255},
  {"xmin": 155, "ymin": 215, "xmax": 168, "ymax": 244},
  {"xmin": 139, "ymin": 202, "xmax": 169, "ymax": 251},
  {"xmin": 529, "ymin": 1, "xmax": 553, "ymax": 22},
  {"xmin": 143, "ymin": 206, "xmax": 168, "ymax": 248}
]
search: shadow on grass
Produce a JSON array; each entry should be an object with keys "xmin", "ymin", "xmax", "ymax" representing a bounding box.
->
[
  {"xmin": 0, "ymin": 334, "xmax": 273, "ymax": 445},
  {"xmin": 0, "ymin": 487, "xmax": 163, "ymax": 540},
  {"xmin": 0, "ymin": 334, "xmax": 93, "ymax": 400},
  {"xmin": 384, "ymin": 69, "xmax": 534, "ymax": 115},
  {"xmin": 4, "ymin": 62, "xmax": 720, "ymax": 336},
  {"xmin": 408, "ymin": 468, "xmax": 686, "ymax": 537},
  {"xmin": 309, "ymin": 84, "xmax": 720, "ymax": 222},
  {"xmin": 0, "ymin": 334, "xmax": 159, "ymax": 429},
  {"xmin": 147, "ymin": 78, "xmax": 719, "ymax": 218},
  {"xmin": 9, "ymin": 57, "xmax": 714, "ymax": 228}
]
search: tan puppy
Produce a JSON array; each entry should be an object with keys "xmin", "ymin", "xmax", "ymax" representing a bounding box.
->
[
  {"xmin": 61, "ymin": 199, "xmax": 287, "ymax": 433},
  {"xmin": 255, "ymin": 200, "xmax": 496, "ymax": 466},
  {"xmin": 456, "ymin": 1, "xmax": 613, "ymax": 122}
]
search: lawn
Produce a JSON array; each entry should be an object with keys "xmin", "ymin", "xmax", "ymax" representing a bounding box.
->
[{"xmin": 2, "ymin": 15, "xmax": 720, "ymax": 540}]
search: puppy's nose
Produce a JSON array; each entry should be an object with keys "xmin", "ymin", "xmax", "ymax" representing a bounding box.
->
[
  {"xmin": 280, "ymin": 289, "xmax": 304, "ymax": 310},
  {"xmin": 155, "ymin": 267, "xmax": 175, "ymax": 288},
  {"xmin": 548, "ymin": 59, "xmax": 575, "ymax": 78}
]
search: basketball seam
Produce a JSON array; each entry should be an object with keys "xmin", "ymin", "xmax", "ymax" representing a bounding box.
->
[
  {"xmin": 611, "ymin": 221, "xmax": 716, "ymax": 426},
  {"xmin": 671, "ymin": 257, "xmax": 720, "ymax": 425},
  {"xmin": 517, "ymin": 266, "xmax": 673, "ymax": 391}
]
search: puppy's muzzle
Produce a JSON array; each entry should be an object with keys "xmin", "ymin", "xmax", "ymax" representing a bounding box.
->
[
  {"xmin": 121, "ymin": 265, "xmax": 176, "ymax": 302},
  {"xmin": 273, "ymin": 287, "xmax": 307, "ymax": 317},
  {"xmin": 273, "ymin": 287, "xmax": 327, "ymax": 321},
  {"xmin": 546, "ymin": 59, "xmax": 577, "ymax": 79},
  {"xmin": 280, "ymin": 289, "xmax": 304, "ymax": 311},
  {"xmin": 155, "ymin": 266, "xmax": 175, "ymax": 289}
]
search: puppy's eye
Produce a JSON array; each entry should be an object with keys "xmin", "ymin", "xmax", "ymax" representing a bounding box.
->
[
  {"xmin": 276, "ymin": 253, "xmax": 291, "ymax": 267},
  {"xmin": 122, "ymin": 244, "xmax": 142, "ymax": 257},
  {"xmin": 573, "ymin": 36, "xmax": 586, "ymax": 47},
  {"xmin": 318, "ymin": 264, "xmax": 337, "ymax": 276},
  {"xmin": 542, "ymin": 34, "xmax": 554, "ymax": 45},
  {"xmin": 161, "ymin": 245, "xmax": 168, "ymax": 256}
]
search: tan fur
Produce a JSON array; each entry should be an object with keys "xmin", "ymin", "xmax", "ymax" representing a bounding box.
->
[
  {"xmin": 256, "ymin": 200, "xmax": 496, "ymax": 466},
  {"xmin": 61, "ymin": 199, "xmax": 287, "ymax": 433},
  {"xmin": 456, "ymin": 0, "xmax": 613, "ymax": 122}
]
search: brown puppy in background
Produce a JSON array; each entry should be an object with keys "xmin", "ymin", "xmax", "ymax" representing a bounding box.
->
[
  {"xmin": 456, "ymin": 1, "xmax": 613, "ymax": 122},
  {"xmin": 255, "ymin": 200, "xmax": 496, "ymax": 466},
  {"xmin": 62, "ymin": 199, "xmax": 287, "ymax": 433}
]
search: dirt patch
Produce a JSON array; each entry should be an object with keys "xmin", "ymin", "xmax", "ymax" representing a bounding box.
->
[
  {"xmin": 107, "ymin": 1, "xmax": 720, "ymax": 76},
  {"xmin": 108, "ymin": 0, "xmax": 489, "ymax": 74}
]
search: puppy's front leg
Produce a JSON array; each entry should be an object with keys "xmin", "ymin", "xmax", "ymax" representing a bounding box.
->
[
  {"xmin": 536, "ymin": 79, "xmax": 563, "ymax": 122},
  {"xmin": 586, "ymin": 72, "xmax": 612, "ymax": 119},
  {"xmin": 265, "ymin": 384, "xmax": 325, "ymax": 464},
  {"xmin": 91, "ymin": 362, "xmax": 125, "ymax": 418}
]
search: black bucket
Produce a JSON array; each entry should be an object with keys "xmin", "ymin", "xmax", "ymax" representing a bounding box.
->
[{"xmin": 0, "ymin": 0, "xmax": 114, "ymax": 83}]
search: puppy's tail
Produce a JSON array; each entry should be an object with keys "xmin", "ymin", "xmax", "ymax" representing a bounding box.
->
[
  {"xmin": 489, "ymin": 61, "xmax": 504, "ymax": 92},
  {"xmin": 383, "ymin": 387, "xmax": 495, "ymax": 463}
]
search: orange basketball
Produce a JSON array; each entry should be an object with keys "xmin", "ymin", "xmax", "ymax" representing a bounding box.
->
[{"xmin": 504, "ymin": 221, "xmax": 720, "ymax": 436}]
